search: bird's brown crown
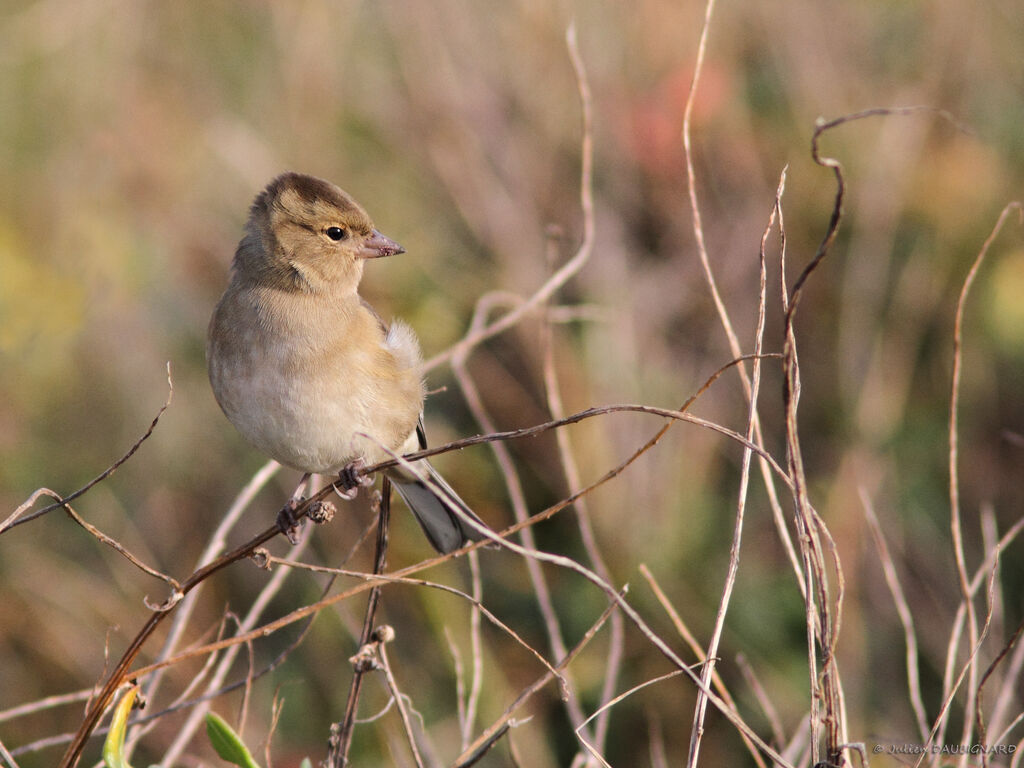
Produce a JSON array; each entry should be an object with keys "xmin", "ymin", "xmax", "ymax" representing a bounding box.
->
[
  {"xmin": 229, "ymin": 172, "xmax": 384, "ymax": 293},
  {"xmin": 253, "ymin": 171, "xmax": 374, "ymax": 236}
]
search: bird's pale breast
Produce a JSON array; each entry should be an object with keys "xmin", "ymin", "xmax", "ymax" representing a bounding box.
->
[{"xmin": 208, "ymin": 284, "xmax": 423, "ymax": 473}]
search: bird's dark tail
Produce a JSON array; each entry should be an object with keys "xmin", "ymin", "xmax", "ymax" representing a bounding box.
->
[{"xmin": 391, "ymin": 461, "xmax": 488, "ymax": 554}]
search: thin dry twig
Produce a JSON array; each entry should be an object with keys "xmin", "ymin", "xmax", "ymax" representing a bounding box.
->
[
  {"xmin": 260, "ymin": 554, "xmax": 562, "ymax": 681},
  {"xmin": 55, "ymin": 384, "xmax": 789, "ymax": 767},
  {"xmin": 451, "ymin": 293, "xmax": 588, "ymax": 738},
  {"xmin": 539, "ymin": 254, "xmax": 623, "ymax": 759},
  {"xmin": 783, "ymin": 110, "xmax": 855, "ymax": 767},
  {"xmin": 680, "ymin": 0, "xmax": 801, "ymax": 621},
  {"xmin": 13, "ymin": 598, "xmax": 326, "ymax": 759},
  {"xmin": 915, "ymin": 558, "xmax": 1001, "ymax": 768},
  {"xmin": 946, "ymin": 201, "xmax": 1022, "ymax": 762},
  {"xmin": 421, "ymin": 22, "xmax": 594, "ymax": 375},
  {"xmin": 57, "ymin": 508, "xmax": 298, "ymax": 766},
  {"xmin": 421, "ymin": 30, "xmax": 607, "ymax": 752},
  {"xmin": 975, "ymin": 616, "xmax": 1024, "ymax": 767},
  {"xmin": 860, "ymin": 488, "xmax": 929, "ymax": 743},
  {"xmin": 186, "ymin": 397, "xmax": 792, "ymax": 633},
  {"xmin": 382, "ymin": 441, "xmax": 795, "ymax": 767},
  {"xmin": 157, "ymin": 491, "xmax": 314, "ymax": 765},
  {"xmin": 376, "ymin": 632, "xmax": 427, "ymax": 768},
  {"xmin": 463, "ymin": 550, "xmax": 485, "ymax": 750},
  {"xmin": 989, "ymin": 605, "xmax": 1024, "ymax": 748},
  {"xmin": 363, "ymin": 400, "xmax": 792, "ymax": 487},
  {"xmin": 149, "ymin": 459, "xmax": 281, "ymax": 764},
  {"xmin": 328, "ymin": 481, "xmax": 392, "ymax": 768},
  {"xmin": 735, "ymin": 653, "xmax": 786, "ymax": 751},
  {"xmin": 687, "ymin": 157, "xmax": 778, "ymax": 768},
  {"xmin": 264, "ymin": 694, "xmax": 285, "ymax": 768},
  {"xmin": 775, "ymin": 105, "xmax": 967, "ymax": 768},
  {"xmin": 145, "ymin": 619, "xmax": 232, "ymax": 754},
  {"xmin": 927, "ymin": 511, "xmax": 1024, "ymax": 761},
  {"xmin": 0, "ymin": 690, "xmax": 93, "ymax": 726},
  {"xmin": 453, "ymin": 595, "xmax": 622, "ymax": 767},
  {"xmin": 3, "ymin": 363, "xmax": 174, "ymax": 534},
  {"xmin": 639, "ymin": 565, "xmax": 769, "ymax": 768},
  {"xmin": 472, "ymin": 543, "xmax": 793, "ymax": 766},
  {"xmin": 0, "ymin": 739, "xmax": 19, "ymax": 768},
  {"xmin": 576, "ymin": 671, "xmax": 685, "ymax": 768}
]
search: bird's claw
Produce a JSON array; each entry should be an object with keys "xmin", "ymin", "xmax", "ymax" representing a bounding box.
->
[
  {"xmin": 335, "ymin": 459, "xmax": 372, "ymax": 499},
  {"xmin": 276, "ymin": 497, "xmax": 304, "ymax": 544}
]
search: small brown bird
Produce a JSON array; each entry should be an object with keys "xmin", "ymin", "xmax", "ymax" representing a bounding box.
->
[{"xmin": 207, "ymin": 172, "xmax": 486, "ymax": 553}]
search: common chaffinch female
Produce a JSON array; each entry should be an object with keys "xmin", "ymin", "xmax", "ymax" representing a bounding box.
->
[{"xmin": 207, "ymin": 172, "xmax": 485, "ymax": 553}]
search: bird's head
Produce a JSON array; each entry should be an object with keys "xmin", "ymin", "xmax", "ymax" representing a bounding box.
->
[{"xmin": 236, "ymin": 172, "xmax": 404, "ymax": 294}]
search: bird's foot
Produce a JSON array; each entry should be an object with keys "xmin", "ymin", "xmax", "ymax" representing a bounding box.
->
[
  {"xmin": 276, "ymin": 473, "xmax": 312, "ymax": 544},
  {"xmin": 335, "ymin": 458, "xmax": 372, "ymax": 499},
  {"xmin": 276, "ymin": 497, "xmax": 304, "ymax": 544}
]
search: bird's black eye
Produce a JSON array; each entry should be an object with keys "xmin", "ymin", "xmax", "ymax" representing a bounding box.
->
[{"xmin": 325, "ymin": 226, "xmax": 347, "ymax": 241}]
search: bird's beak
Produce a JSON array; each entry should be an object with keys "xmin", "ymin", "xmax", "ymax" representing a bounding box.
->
[{"xmin": 359, "ymin": 230, "xmax": 405, "ymax": 259}]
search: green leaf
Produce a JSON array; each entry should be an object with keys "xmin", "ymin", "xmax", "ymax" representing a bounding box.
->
[
  {"xmin": 102, "ymin": 685, "xmax": 138, "ymax": 768},
  {"xmin": 205, "ymin": 712, "xmax": 262, "ymax": 768},
  {"xmin": 299, "ymin": 760, "xmax": 313, "ymax": 768}
]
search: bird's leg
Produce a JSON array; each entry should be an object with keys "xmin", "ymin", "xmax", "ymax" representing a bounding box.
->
[
  {"xmin": 334, "ymin": 458, "xmax": 373, "ymax": 500},
  {"xmin": 276, "ymin": 472, "xmax": 311, "ymax": 544}
]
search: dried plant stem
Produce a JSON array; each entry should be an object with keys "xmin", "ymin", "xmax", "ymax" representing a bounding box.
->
[
  {"xmin": 0, "ymin": 690, "xmax": 92, "ymax": 726},
  {"xmin": 58, "ymin": 506, "xmax": 302, "ymax": 767},
  {"xmin": 329, "ymin": 480, "xmax": 392, "ymax": 767},
  {"xmin": 917, "ymin": 562, "xmax": 1000, "ymax": 768},
  {"xmin": 682, "ymin": 0, "xmax": 728, "ymax": 357},
  {"xmin": 680, "ymin": 0, "xmax": 801, "ymax": 617},
  {"xmin": 497, "ymin": 548, "xmax": 791, "ymax": 765},
  {"xmin": 376, "ymin": 640, "xmax": 426, "ymax": 768},
  {"xmin": 945, "ymin": 201, "xmax": 1022, "ymax": 764},
  {"xmin": 157, "ymin": 485, "xmax": 312, "ymax": 766},
  {"xmin": 975, "ymin": 616, "xmax": 1024, "ymax": 767},
  {"xmin": 782, "ymin": 112, "xmax": 852, "ymax": 767},
  {"xmin": 463, "ymin": 550, "xmax": 484, "ymax": 749},
  {"xmin": 687, "ymin": 159, "xmax": 776, "ymax": 768},
  {"xmin": 576, "ymin": 671, "xmax": 685, "ymax": 767},
  {"xmin": 988, "ymin": 603, "xmax": 1024, "ymax": 747},
  {"xmin": 393, "ymin": 447, "xmax": 794, "ymax": 768},
  {"xmin": 930, "ymin": 511, "xmax": 1024, "ymax": 761},
  {"xmin": 422, "ymin": 22, "xmax": 593, "ymax": 375},
  {"xmin": 640, "ymin": 565, "xmax": 769, "ymax": 768},
  {"xmin": 736, "ymin": 653, "xmax": 786, "ymax": 750},
  {"xmin": 453, "ymin": 595, "xmax": 620, "ymax": 767},
  {"xmin": 83, "ymin": 401, "xmax": 765, "ymax": 703},
  {"xmin": 443, "ymin": 20, "xmax": 599, "ymax": 745},
  {"xmin": 540, "ymin": 274, "xmax": 623, "ymax": 758},
  {"xmin": 138, "ymin": 459, "xmax": 279, "ymax": 762},
  {"xmin": 0, "ymin": 739, "xmax": 18, "ymax": 768},
  {"xmin": 260, "ymin": 555, "xmax": 561, "ymax": 679},
  {"xmin": 3, "ymin": 364, "xmax": 174, "ymax": 534},
  {"xmin": 24, "ymin": 491, "xmax": 182, "ymax": 595},
  {"xmin": 860, "ymin": 489, "xmax": 929, "ymax": 742},
  {"xmin": 367, "ymin": 401, "xmax": 792, "ymax": 486},
  {"xmin": 452, "ymin": 298, "xmax": 587, "ymax": 738},
  {"xmin": 52, "ymin": 390, "xmax": 794, "ymax": 767}
]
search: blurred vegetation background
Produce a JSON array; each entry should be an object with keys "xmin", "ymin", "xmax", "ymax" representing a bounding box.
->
[{"xmin": 1, "ymin": 0, "xmax": 1022, "ymax": 766}]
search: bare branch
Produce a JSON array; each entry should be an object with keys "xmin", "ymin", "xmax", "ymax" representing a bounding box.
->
[
  {"xmin": 328, "ymin": 483, "xmax": 392, "ymax": 768},
  {"xmin": 422, "ymin": 21, "xmax": 594, "ymax": 374}
]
